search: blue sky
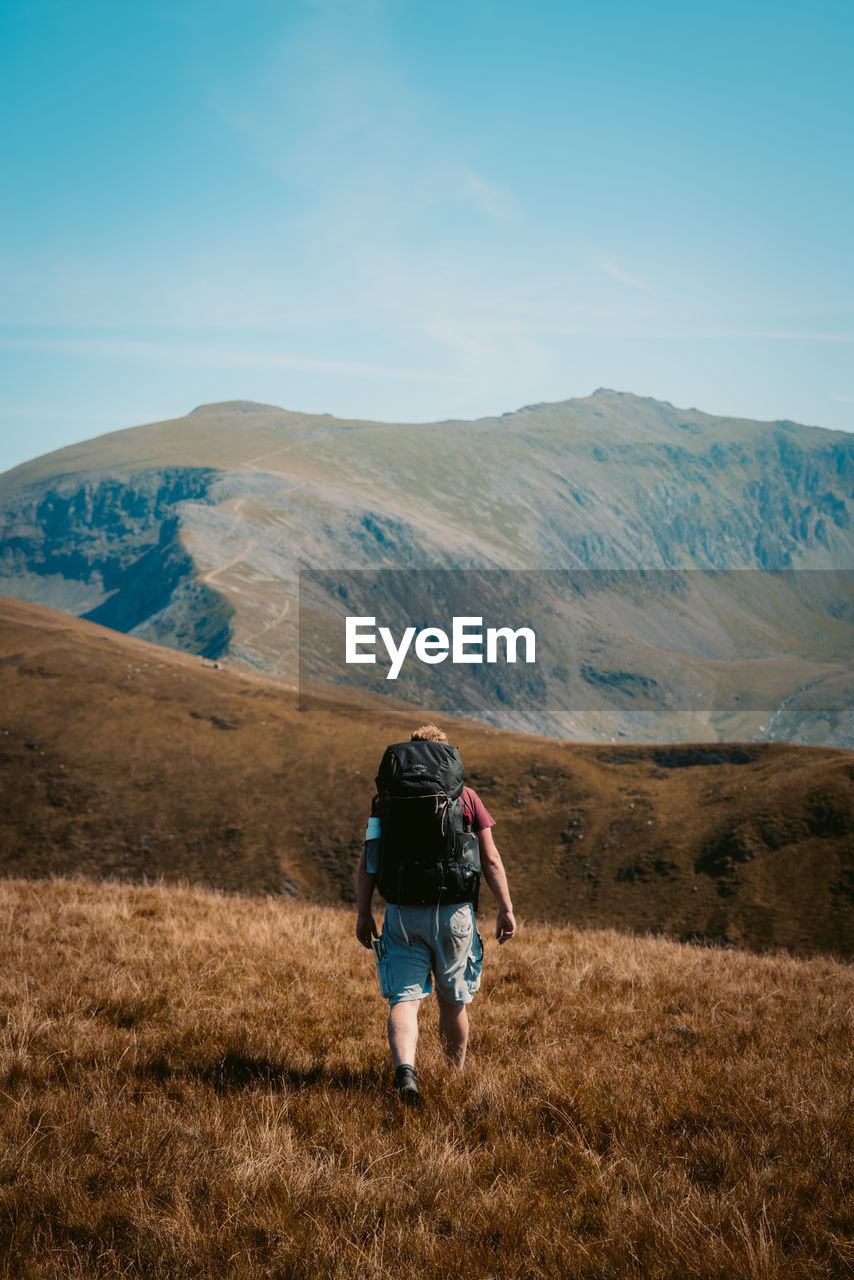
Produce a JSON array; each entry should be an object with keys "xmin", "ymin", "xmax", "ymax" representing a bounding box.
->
[{"xmin": 1, "ymin": 0, "xmax": 852, "ymax": 472}]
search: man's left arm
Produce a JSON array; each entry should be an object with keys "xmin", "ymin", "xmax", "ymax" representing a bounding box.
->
[{"xmin": 477, "ymin": 825, "xmax": 517, "ymax": 944}]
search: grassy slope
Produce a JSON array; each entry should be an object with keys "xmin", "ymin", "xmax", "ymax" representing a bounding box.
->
[
  {"xmin": 1, "ymin": 596, "xmax": 853, "ymax": 959},
  {"xmin": 1, "ymin": 875, "xmax": 852, "ymax": 1280},
  {"xmin": 0, "ymin": 391, "xmax": 843, "ymax": 483}
]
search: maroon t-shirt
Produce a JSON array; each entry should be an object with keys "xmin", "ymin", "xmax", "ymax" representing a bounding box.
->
[{"xmin": 370, "ymin": 785, "xmax": 494, "ymax": 831}]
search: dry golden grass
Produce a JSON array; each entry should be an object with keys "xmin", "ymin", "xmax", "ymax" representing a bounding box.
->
[
  {"xmin": 1, "ymin": 876, "xmax": 852, "ymax": 1279},
  {"xmin": 3, "ymin": 596, "xmax": 854, "ymax": 961}
]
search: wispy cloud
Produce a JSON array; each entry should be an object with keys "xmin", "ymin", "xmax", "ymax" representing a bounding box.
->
[
  {"xmin": 699, "ymin": 329, "xmax": 854, "ymax": 343},
  {"xmin": 0, "ymin": 334, "xmax": 461, "ymax": 383},
  {"xmin": 601, "ymin": 260, "xmax": 652, "ymax": 291},
  {"xmin": 456, "ymin": 168, "xmax": 518, "ymax": 221}
]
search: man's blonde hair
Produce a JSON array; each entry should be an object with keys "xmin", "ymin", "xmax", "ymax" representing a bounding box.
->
[{"xmin": 410, "ymin": 723, "xmax": 449, "ymax": 744}]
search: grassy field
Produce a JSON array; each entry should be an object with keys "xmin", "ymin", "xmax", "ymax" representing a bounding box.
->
[
  {"xmin": 3, "ymin": 597, "xmax": 853, "ymax": 961},
  {"xmin": 1, "ymin": 876, "xmax": 852, "ymax": 1279}
]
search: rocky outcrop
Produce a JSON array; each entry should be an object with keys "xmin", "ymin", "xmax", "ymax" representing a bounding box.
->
[{"xmin": 0, "ymin": 467, "xmax": 232, "ymax": 659}]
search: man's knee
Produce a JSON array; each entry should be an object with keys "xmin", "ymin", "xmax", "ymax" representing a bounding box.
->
[
  {"xmin": 389, "ymin": 996, "xmax": 423, "ymax": 1023},
  {"xmin": 437, "ymin": 995, "xmax": 469, "ymax": 1022}
]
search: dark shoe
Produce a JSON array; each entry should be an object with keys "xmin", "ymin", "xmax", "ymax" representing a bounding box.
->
[{"xmin": 393, "ymin": 1064, "xmax": 421, "ymax": 1106}]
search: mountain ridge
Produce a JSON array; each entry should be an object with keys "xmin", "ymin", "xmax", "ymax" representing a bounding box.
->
[{"xmin": 2, "ymin": 389, "xmax": 849, "ymax": 487}]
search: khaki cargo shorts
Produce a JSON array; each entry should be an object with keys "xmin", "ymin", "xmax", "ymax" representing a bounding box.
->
[{"xmin": 373, "ymin": 902, "xmax": 483, "ymax": 1005}]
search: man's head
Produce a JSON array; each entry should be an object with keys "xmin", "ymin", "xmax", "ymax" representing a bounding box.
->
[{"xmin": 410, "ymin": 723, "xmax": 449, "ymax": 744}]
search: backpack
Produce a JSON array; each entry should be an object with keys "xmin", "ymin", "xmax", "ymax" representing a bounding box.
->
[{"xmin": 375, "ymin": 739, "xmax": 481, "ymax": 907}]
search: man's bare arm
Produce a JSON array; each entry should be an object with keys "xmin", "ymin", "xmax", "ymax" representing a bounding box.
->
[
  {"xmin": 477, "ymin": 826, "xmax": 517, "ymax": 943},
  {"xmin": 355, "ymin": 846, "xmax": 380, "ymax": 948}
]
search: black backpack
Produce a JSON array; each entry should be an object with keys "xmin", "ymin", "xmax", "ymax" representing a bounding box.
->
[{"xmin": 375, "ymin": 739, "xmax": 481, "ymax": 907}]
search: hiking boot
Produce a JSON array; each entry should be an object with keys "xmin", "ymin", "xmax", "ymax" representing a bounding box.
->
[{"xmin": 393, "ymin": 1064, "xmax": 421, "ymax": 1106}]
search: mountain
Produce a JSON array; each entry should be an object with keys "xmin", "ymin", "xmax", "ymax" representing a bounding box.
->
[
  {"xmin": 2, "ymin": 596, "xmax": 852, "ymax": 959},
  {"xmin": 1, "ymin": 391, "xmax": 852, "ymax": 743}
]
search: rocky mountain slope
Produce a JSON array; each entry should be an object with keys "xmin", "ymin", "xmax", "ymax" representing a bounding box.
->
[
  {"xmin": 1, "ymin": 391, "xmax": 852, "ymax": 743},
  {"xmin": 1, "ymin": 597, "xmax": 852, "ymax": 959}
]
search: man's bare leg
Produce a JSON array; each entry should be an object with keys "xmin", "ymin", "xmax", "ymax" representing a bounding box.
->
[
  {"xmin": 437, "ymin": 995, "xmax": 469, "ymax": 1069},
  {"xmin": 387, "ymin": 998, "xmax": 421, "ymax": 1068}
]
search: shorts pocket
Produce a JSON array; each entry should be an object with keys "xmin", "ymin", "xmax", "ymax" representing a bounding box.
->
[
  {"xmin": 448, "ymin": 904, "xmax": 474, "ymax": 939},
  {"xmin": 371, "ymin": 937, "xmax": 392, "ymax": 998},
  {"xmin": 464, "ymin": 929, "xmax": 484, "ymax": 996}
]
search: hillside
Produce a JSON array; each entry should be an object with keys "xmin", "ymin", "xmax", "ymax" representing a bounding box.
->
[
  {"xmin": 1, "ymin": 391, "xmax": 852, "ymax": 745},
  {"xmin": 2, "ymin": 596, "xmax": 852, "ymax": 959},
  {"xmin": 1, "ymin": 875, "xmax": 851, "ymax": 1279}
]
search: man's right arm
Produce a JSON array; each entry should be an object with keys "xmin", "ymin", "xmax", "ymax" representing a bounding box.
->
[
  {"xmin": 356, "ymin": 811, "xmax": 382, "ymax": 948},
  {"xmin": 477, "ymin": 825, "xmax": 517, "ymax": 944},
  {"xmin": 355, "ymin": 846, "xmax": 380, "ymax": 948}
]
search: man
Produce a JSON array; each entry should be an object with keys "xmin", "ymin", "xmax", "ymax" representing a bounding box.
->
[{"xmin": 355, "ymin": 723, "xmax": 516, "ymax": 1105}]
